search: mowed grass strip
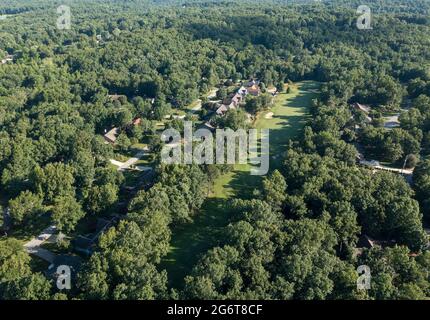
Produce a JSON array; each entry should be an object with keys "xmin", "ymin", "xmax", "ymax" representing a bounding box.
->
[{"xmin": 162, "ymin": 81, "xmax": 320, "ymax": 289}]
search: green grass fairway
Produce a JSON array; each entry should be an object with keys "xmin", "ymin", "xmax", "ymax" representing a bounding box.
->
[
  {"xmin": 161, "ymin": 81, "xmax": 320, "ymax": 288},
  {"xmin": 255, "ymin": 80, "xmax": 320, "ymax": 169}
]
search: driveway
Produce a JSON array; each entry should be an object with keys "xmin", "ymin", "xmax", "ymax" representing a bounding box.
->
[
  {"xmin": 188, "ymin": 88, "xmax": 219, "ymax": 114},
  {"xmin": 110, "ymin": 146, "xmax": 150, "ymax": 171},
  {"xmin": 118, "ymin": 150, "xmax": 146, "ymax": 170},
  {"xmin": 384, "ymin": 114, "xmax": 400, "ymax": 128},
  {"xmin": 24, "ymin": 225, "xmax": 57, "ymax": 263},
  {"xmin": 25, "ymin": 247, "xmax": 56, "ymax": 263},
  {"xmin": 110, "ymin": 159, "xmax": 124, "ymax": 167}
]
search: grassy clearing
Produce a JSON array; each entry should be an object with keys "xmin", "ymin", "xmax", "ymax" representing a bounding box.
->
[
  {"xmin": 162, "ymin": 81, "xmax": 320, "ymax": 289},
  {"xmin": 255, "ymin": 80, "xmax": 320, "ymax": 169},
  {"xmin": 185, "ymin": 99, "xmax": 202, "ymax": 112}
]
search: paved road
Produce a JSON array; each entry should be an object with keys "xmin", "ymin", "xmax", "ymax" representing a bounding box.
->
[
  {"xmin": 374, "ymin": 164, "xmax": 413, "ymax": 175},
  {"xmin": 359, "ymin": 160, "xmax": 413, "ymax": 175},
  {"xmin": 110, "ymin": 159, "xmax": 124, "ymax": 167}
]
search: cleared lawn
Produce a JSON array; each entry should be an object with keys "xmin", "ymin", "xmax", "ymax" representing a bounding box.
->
[
  {"xmin": 161, "ymin": 81, "xmax": 320, "ymax": 288},
  {"xmin": 185, "ymin": 99, "xmax": 202, "ymax": 112},
  {"xmin": 184, "ymin": 87, "xmax": 219, "ymax": 112},
  {"xmin": 255, "ymin": 80, "xmax": 320, "ymax": 169}
]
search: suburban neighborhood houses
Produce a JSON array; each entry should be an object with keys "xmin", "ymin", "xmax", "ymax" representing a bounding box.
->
[
  {"xmin": 2, "ymin": 78, "xmax": 270, "ymax": 286},
  {"xmin": 350, "ymin": 101, "xmax": 416, "ymax": 182},
  {"xmin": 215, "ymin": 79, "xmax": 262, "ymax": 116},
  {"xmin": 4, "ymin": 77, "xmax": 426, "ymax": 287}
]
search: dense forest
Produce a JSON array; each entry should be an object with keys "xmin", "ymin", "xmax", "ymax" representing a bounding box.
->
[{"xmin": 1, "ymin": 0, "xmax": 430, "ymax": 300}]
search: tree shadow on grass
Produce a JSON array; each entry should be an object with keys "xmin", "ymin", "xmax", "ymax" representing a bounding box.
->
[
  {"xmin": 7, "ymin": 213, "xmax": 51, "ymax": 242},
  {"xmin": 161, "ymin": 81, "xmax": 321, "ymax": 289},
  {"xmin": 161, "ymin": 197, "xmax": 231, "ymax": 289}
]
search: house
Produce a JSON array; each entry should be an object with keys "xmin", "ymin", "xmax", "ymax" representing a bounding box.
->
[
  {"xmin": 95, "ymin": 218, "xmax": 115, "ymax": 236},
  {"xmin": 103, "ymin": 127, "xmax": 119, "ymax": 144},
  {"xmin": 131, "ymin": 117, "xmax": 142, "ymax": 126},
  {"xmin": 234, "ymin": 79, "xmax": 262, "ymax": 95},
  {"xmin": 354, "ymin": 234, "xmax": 396, "ymax": 257},
  {"xmin": 214, "ymin": 79, "xmax": 261, "ymax": 117},
  {"xmin": 352, "ymin": 102, "xmax": 371, "ymax": 114},
  {"xmin": 357, "ymin": 234, "xmax": 376, "ymax": 249},
  {"xmin": 73, "ymin": 236, "xmax": 94, "ymax": 256},
  {"xmin": 222, "ymin": 96, "xmax": 233, "ymax": 106},
  {"xmin": 47, "ymin": 254, "xmax": 82, "ymax": 276},
  {"xmin": 72, "ymin": 217, "xmax": 117, "ymax": 256},
  {"xmin": 357, "ymin": 234, "xmax": 396, "ymax": 249},
  {"xmin": 238, "ymin": 86, "xmax": 248, "ymax": 96},
  {"xmin": 1, "ymin": 54, "xmax": 13, "ymax": 64},
  {"xmin": 216, "ymin": 104, "xmax": 229, "ymax": 115},
  {"xmin": 242, "ymin": 79, "xmax": 261, "ymax": 96},
  {"xmin": 230, "ymin": 93, "xmax": 242, "ymax": 106},
  {"xmin": 223, "ymin": 93, "xmax": 242, "ymax": 108},
  {"xmin": 203, "ymin": 101, "xmax": 220, "ymax": 111},
  {"xmin": 245, "ymin": 79, "xmax": 260, "ymax": 87},
  {"xmin": 247, "ymin": 84, "xmax": 261, "ymax": 96},
  {"xmin": 216, "ymin": 98, "xmax": 239, "ymax": 115},
  {"xmin": 108, "ymin": 94, "xmax": 125, "ymax": 102}
]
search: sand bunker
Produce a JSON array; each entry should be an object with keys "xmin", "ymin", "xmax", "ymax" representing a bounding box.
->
[{"xmin": 265, "ymin": 112, "xmax": 274, "ymax": 119}]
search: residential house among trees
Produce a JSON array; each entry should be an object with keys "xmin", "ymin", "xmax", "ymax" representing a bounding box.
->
[
  {"xmin": 352, "ymin": 102, "xmax": 371, "ymax": 114},
  {"xmin": 215, "ymin": 80, "xmax": 261, "ymax": 116},
  {"xmin": 104, "ymin": 127, "xmax": 119, "ymax": 144},
  {"xmin": 1, "ymin": 54, "xmax": 13, "ymax": 64}
]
